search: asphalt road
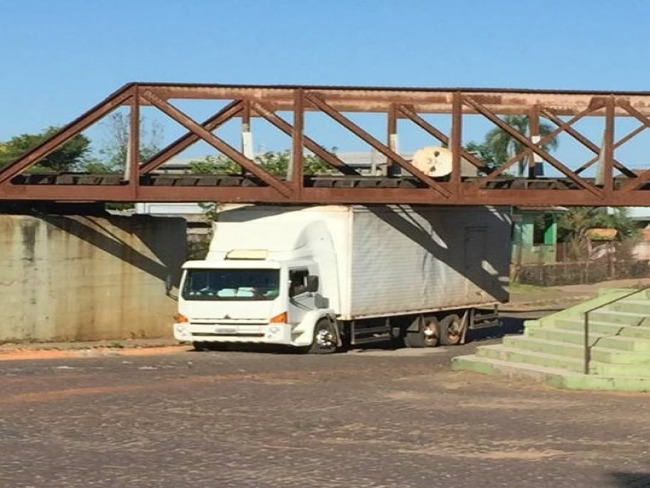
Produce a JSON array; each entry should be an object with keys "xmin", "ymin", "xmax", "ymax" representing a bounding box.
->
[{"xmin": 1, "ymin": 316, "xmax": 649, "ymax": 488}]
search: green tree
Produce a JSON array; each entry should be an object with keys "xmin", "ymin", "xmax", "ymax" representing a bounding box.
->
[
  {"xmin": 189, "ymin": 150, "xmax": 336, "ymax": 222},
  {"xmin": 484, "ymin": 115, "xmax": 559, "ymax": 176},
  {"xmin": 188, "ymin": 150, "xmax": 336, "ymax": 178},
  {"xmin": 558, "ymin": 207, "xmax": 640, "ymax": 258},
  {"xmin": 188, "ymin": 155, "xmax": 239, "ymax": 174},
  {"xmin": 0, "ymin": 126, "xmax": 90, "ymax": 172},
  {"xmin": 465, "ymin": 141, "xmax": 499, "ymax": 170}
]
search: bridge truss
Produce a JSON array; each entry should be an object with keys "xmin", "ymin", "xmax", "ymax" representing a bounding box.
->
[{"xmin": 1, "ymin": 83, "xmax": 650, "ymax": 206}]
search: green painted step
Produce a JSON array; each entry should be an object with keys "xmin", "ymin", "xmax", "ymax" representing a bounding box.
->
[
  {"xmin": 502, "ymin": 336, "xmax": 650, "ymax": 364},
  {"xmin": 452, "ymin": 355, "xmax": 650, "ymax": 391},
  {"xmin": 526, "ymin": 327, "xmax": 650, "ymax": 352},
  {"xmin": 589, "ymin": 310, "xmax": 647, "ymax": 326},
  {"xmin": 476, "ymin": 344, "xmax": 650, "ymax": 377},
  {"xmin": 477, "ymin": 344, "xmax": 583, "ymax": 372},
  {"xmin": 608, "ymin": 299, "xmax": 650, "ymax": 315},
  {"xmin": 552, "ymin": 318, "xmax": 650, "ymax": 340}
]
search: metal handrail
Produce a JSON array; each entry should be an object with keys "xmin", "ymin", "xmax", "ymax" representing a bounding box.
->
[{"xmin": 582, "ymin": 286, "xmax": 650, "ymax": 374}]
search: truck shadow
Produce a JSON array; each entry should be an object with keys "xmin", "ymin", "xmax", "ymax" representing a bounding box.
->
[
  {"xmin": 468, "ymin": 315, "xmax": 525, "ymax": 342},
  {"xmin": 368, "ymin": 205, "xmax": 510, "ymax": 303},
  {"xmin": 190, "ymin": 316, "xmax": 527, "ymax": 355},
  {"xmin": 607, "ymin": 471, "xmax": 650, "ymax": 487},
  {"xmin": 193, "ymin": 343, "xmax": 309, "ymax": 354}
]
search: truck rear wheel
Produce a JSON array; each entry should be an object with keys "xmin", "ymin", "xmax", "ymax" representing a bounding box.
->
[
  {"xmin": 404, "ymin": 317, "xmax": 440, "ymax": 348},
  {"xmin": 308, "ymin": 319, "xmax": 338, "ymax": 354},
  {"xmin": 440, "ymin": 314, "xmax": 463, "ymax": 346}
]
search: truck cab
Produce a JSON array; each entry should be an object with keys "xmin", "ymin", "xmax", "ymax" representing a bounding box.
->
[{"xmin": 173, "ymin": 255, "xmax": 338, "ymax": 352}]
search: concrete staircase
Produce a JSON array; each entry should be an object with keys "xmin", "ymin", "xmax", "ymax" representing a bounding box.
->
[{"xmin": 453, "ymin": 288, "xmax": 650, "ymax": 391}]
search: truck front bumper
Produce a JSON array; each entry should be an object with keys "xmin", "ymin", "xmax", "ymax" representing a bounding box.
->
[{"xmin": 174, "ymin": 322, "xmax": 295, "ymax": 345}]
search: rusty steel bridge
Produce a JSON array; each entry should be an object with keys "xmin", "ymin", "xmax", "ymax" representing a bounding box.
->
[{"xmin": 2, "ymin": 82, "xmax": 650, "ymax": 206}]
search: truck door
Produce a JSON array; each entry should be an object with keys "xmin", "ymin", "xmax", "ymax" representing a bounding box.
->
[{"xmin": 287, "ymin": 268, "xmax": 317, "ymax": 325}]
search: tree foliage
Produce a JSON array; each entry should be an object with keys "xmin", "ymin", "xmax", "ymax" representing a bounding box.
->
[
  {"xmin": 0, "ymin": 126, "xmax": 90, "ymax": 172},
  {"xmin": 485, "ymin": 115, "xmax": 558, "ymax": 175},
  {"xmin": 188, "ymin": 150, "xmax": 335, "ymax": 177},
  {"xmin": 558, "ymin": 207, "xmax": 639, "ymax": 244},
  {"xmin": 464, "ymin": 141, "xmax": 499, "ymax": 170},
  {"xmin": 557, "ymin": 207, "xmax": 640, "ymax": 259},
  {"xmin": 466, "ymin": 115, "xmax": 558, "ymax": 176},
  {"xmin": 189, "ymin": 155, "xmax": 239, "ymax": 174},
  {"xmin": 189, "ymin": 150, "xmax": 336, "ymax": 221}
]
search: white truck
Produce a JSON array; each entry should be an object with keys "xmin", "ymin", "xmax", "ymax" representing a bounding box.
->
[{"xmin": 173, "ymin": 204, "xmax": 511, "ymax": 353}]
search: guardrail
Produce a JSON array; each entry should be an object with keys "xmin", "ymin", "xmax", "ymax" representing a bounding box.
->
[{"xmin": 583, "ymin": 287, "xmax": 650, "ymax": 374}]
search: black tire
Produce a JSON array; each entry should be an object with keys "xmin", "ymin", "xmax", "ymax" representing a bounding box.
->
[
  {"xmin": 192, "ymin": 341, "xmax": 209, "ymax": 351},
  {"xmin": 439, "ymin": 314, "xmax": 463, "ymax": 346},
  {"xmin": 308, "ymin": 319, "xmax": 338, "ymax": 354},
  {"xmin": 404, "ymin": 317, "xmax": 440, "ymax": 348}
]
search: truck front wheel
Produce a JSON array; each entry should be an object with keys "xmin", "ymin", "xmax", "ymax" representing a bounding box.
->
[{"xmin": 308, "ymin": 319, "xmax": 338, "ymax": 354}]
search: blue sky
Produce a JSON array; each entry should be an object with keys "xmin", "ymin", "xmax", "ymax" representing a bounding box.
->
[{"xmin": 1, "ymin": 0, "xmax": 649, "ymax": 165}]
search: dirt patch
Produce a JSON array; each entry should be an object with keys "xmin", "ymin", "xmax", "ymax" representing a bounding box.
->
[
  {"xmin": 0, "ymin": 345, "xmax": 188, "ymax": 362},
  {"xmin": 461, "ymin": 448, "xmax": 565, "ymax": 461}
]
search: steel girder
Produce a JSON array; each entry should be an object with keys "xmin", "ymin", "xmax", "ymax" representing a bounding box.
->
[{"xmin": 1, "ymin": 82, "xmax": 650, "ymax": 206}]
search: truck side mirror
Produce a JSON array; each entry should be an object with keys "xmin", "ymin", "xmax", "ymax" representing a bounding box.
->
[
  {"xmin": 165, "ymin": 274, "xmax": 173, "ymax": 294},
  {"xmin": 165, "ymin": 274, "xmax": 178, "ymax": 301},
  {"xmin": 306, "ymin": 275, "xmax": 319, "ymax": 293}
]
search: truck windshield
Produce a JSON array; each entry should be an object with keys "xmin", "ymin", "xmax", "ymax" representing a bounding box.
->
[{"xmin": 182, "ymin": 269, "xmax": 280, "ymax": 301}]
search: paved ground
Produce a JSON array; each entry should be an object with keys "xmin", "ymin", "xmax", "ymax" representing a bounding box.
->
[
  {"xmin": 2, "ymin": 279, "xmax": 649, "ymax": 487},
  {"xmin": 1, "ymin": 321, "xmax": 649, "ymax": 488}
]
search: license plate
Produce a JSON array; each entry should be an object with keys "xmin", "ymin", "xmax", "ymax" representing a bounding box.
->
[{"xmin": 215, "ymin": 327, "xmax": 237, "ymax": 335}]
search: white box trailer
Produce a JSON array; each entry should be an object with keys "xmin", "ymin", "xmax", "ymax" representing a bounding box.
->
[{"xmin": 173, "ymin": 205, "xmax": 511, "ymax": 352}]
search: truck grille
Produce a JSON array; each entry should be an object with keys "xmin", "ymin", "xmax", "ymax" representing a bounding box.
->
[{"xmin": 192, "ymin": 332, "xmax": 265, "ymax": 337}]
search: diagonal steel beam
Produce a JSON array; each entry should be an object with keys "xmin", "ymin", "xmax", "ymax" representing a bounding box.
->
[
  {"xmin": 305, "ymin": 93, "xmax": 451, "ymax": 198},
  {"xmin": 619, "ymin": 99, "xmax": 650, "ymax": 129},
  {"xmin": 0, "ymin": 85, "xmax": 135, "ymax": 185},
  {"xmin": 477, "ymin": 103, "xmax": 604, "ymax": 184},
  {"xmin": 141, "ymin": 89, "xmax": 293, "ymax": 198},
  {"xmin": 463, "ymin": 95, "xmax": 602, "ymax": 196},
  {"xmin": 541, "ymin": 108, "xmax": 636, "ymax": 178},
  {"xmin": 251, "ymin": 102, "xmax": 362, "ymax": 176},
  {"xmin": 575, "ymin": 124, "xmax": 645, "ymax": 176},
  {"xmin": 139, "ymin": 100, "xmax": 244, "ymax": 174},
  {"xmin": 617, "ymin": 101, "xmax": 650, "ymax": 191},
  {"xmin": 397, "ymin": 104, "xmax": 489, "ymax": 171}
]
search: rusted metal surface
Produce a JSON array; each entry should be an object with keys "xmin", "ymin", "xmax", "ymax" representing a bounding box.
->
[
  {"xmin": 139, "ymin": 100, "xmax": 244, "ymax": 174},
  {"xmin": 1, "ymin": 82, "xmax": 650, "ymax": 206}
]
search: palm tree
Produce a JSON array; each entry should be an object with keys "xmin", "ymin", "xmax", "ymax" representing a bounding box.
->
[{"xmin": 485, "ymin": 115, "xmax": 559, "ymax": 176}]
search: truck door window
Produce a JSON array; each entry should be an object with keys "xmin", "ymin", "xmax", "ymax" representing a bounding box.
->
[{"xmin": 289, "ymin": 269, "xmax": 309, "ymax": 297}]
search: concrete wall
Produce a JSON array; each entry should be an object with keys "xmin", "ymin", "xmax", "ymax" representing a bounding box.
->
[{"xmin": 0, "ymin": 214, "xmax": 186, "ymax": 342}]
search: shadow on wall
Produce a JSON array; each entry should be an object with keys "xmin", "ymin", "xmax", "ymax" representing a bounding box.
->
[
  {"xmin": 369, "ymin": 205, "xmax": 511, "ymax": 303},
  {"xmin": 42, "ymin": 214, "xmax": 186, "ymax": 289}
]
